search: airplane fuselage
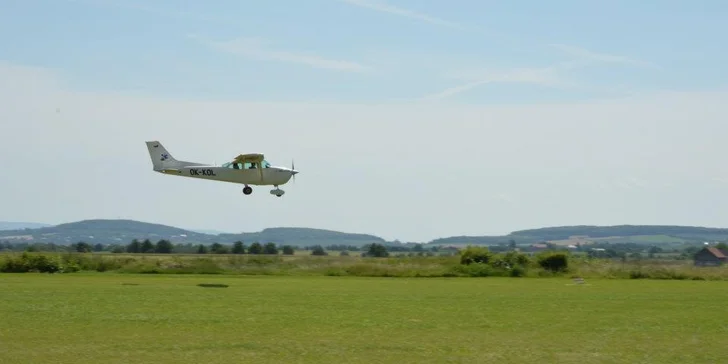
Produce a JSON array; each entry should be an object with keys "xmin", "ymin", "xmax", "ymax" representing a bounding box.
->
[{"xmin": 158, "ymin": 165, "xmax": 295, "ymax": 186}]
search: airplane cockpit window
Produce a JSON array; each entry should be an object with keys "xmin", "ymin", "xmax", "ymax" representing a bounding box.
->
[
  {"xmin": 222, "ymin": 160, "xmax": 269, "ymax": 169},
  {"xmin": 222, "ymin": 162, "xmax": 244, "ymax": 169}
]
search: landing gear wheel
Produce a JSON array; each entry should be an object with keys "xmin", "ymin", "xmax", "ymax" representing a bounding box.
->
[
  {"xmin": 242, "ymin": 186, "xmax": 252, "ymax": 195},
  {"xmin": 270, "ymin": 187, "xmax": 285, "ymax": 197}
]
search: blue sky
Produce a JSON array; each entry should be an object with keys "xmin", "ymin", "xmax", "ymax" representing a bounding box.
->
[
  {"xmin": 3, "ymin": 0, "xmax": 726, "ymax": 102},
  {"xmin": 2, "ymin": 1, "xmax": 728, "ymax": 242}
]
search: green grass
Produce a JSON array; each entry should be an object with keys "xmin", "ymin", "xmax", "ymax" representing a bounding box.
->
[{"xmin": 1, "ymin": 274, "xmax": 728, "ymax": 363}]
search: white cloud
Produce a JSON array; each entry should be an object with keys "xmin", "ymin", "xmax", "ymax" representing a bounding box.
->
[
  {"xmin": 188, "ymin": 34, "xmax": 370, "ymax": 72},
  {"xmin": 3, "ymin": 60, "xmax": 728, "ymax": 241},
  {"xmin": 339, "ymin": 0, "xmax": 466, "ymax": 30},
  {"xmin": 548, "ymin": 43, "xmax": 658, "ymax": 69}
]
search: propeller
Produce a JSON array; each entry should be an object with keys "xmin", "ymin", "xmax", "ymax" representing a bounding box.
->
[{"xmin": 291, "ymin": 159, "xmax": 296, "ymax": 183}]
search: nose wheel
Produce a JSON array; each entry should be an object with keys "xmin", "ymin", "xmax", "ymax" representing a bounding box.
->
[
  {"xmin": 242, "ymin": 186, "xmax": 252, "ymax": 195},
  {"xmin": 270, "ymin": 185, "xmax": 285, "ymax": 197}
]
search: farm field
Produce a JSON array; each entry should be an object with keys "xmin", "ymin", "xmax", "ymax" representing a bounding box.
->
[{"xmin": 1, "ymin": 274, "xmax": 727, "ymax": 363}]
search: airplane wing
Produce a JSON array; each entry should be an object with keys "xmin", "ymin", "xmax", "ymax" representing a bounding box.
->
[{"xmin": 233, "ymin": 153, "xmax": 264, "ymax": 163}]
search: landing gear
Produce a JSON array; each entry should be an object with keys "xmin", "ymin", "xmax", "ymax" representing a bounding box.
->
[
  {"xmin": 242, "ymin": 185, "xmax": 252, "ymax": 195},
  {"xmin": 270, "ymin": 185, "xmax": 285, "ymax": 197}
]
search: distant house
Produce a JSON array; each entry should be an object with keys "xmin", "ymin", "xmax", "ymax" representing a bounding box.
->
[{"xmin": 694, "ymin": 247, "xmax": 728, "ymax": 266}]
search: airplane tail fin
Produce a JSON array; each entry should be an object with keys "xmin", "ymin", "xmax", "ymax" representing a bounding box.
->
[{"xmin": 145, "ymin": 141, "xmax": 180, "ymax": 171}]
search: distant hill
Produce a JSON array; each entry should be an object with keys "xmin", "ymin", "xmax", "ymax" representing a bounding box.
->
[
  {"xmin": 0, "ymin": 221, "xmax": 52, "ymax": 230},
  {"xmin": 430, "ymin": 225, "xmax": 728, "ymax": 246},
  {"xmin": 190, "ymin": 229, "xmax": 231, "ymax": 235},
  {"xmin": 218, "ymin": 227, "xmax": 386, "ymax": 247},
  {"xmin": 1, "ymin": 219, "xmax": 726, "ymax": 247},
  {"xmin": 0, "ymin": 219, "xmax": 385, "ymax": 247}
]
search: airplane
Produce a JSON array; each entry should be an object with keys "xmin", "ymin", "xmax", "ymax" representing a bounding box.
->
[{"xmin": 145, "ymin": 140, "xmax": 298, "ymax": 197}]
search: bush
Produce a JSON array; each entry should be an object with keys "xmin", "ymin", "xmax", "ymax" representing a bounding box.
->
[
  {"xmin": 537, "ymin": 252, "xmax": 569, "ymax": 273},
  {"xmin": 459, "ymin": 246, "xmax": 493, "ymax": 265},
  {"xmin": 0, "ymin": 252, "xmax": 63, "ymax": 273},
  {"xmin": 311, "ymin": 245, "xmax": 328, "ymax": 256},
  {"xmin": 509, "ymin": 265, "xmax": 526, "ymax": 277},
  {"xmin": 448, "ymin": 262, "xmax": 493, "ymax": 277}
]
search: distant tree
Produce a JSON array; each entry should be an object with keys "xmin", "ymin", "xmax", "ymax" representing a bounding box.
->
[
  {"xmin": 282, "ymin": 245, "xmax": 294, "ymax": 255},
  {"xmin": 310, "ymin": 245, "xmax": 327, "ymax": 256},
  {"xmin": 508, "ymin": 239, "xmax": 517, "ymax": 250},
  {"xmin": 365, "ymin": 243, "xmax": 388, "ymax": 257},
  {"xmin": 196, "ymin": 244, "xmax": 208, "ymax": 254},
  {"xmin": 111, "ymin": 245, "xmax": 125, "ymax": 253},
  {"xmin": 210, "ymin": 242, "xmax": 229, "ymax": 254},
  {"xmin": 263, "ymin": 242, "xmax": 278, "ymax": 255},
  {"xmin": 141, "ymin": 239, "xmax": 155, "ymax": 253},
  {"xmin": 93, "ymin": 243, "xmax": 104, "ymax": 252},
  {"xmin": 716, "ymin": 242, "xmax": 728, "ymax": 250},
  {"xmin": 74, "ymin": 241, "xmax": 92, "ymax": 253},
  {"xmin": 339, "ymin": 250, "xmax": 349, "ymax": 256},
  {"xmin": 248, "ymin": 242, "xmax": 263, "ymax": 254},
  {"xmin": 647, "ymin": 245, "xmax": 662, "ymax": 258},
  {"xmin": 232, "ymin": 241, "xmax": 245, "ymax": 254},
  {"xmin": 155, "ymin": 239, "xmax": 173, "ymax": 253}
]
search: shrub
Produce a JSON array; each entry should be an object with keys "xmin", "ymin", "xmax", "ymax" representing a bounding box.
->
[
  {"xmin": 448, "ymin": 262, "xmax": 493, "ymax": 277},
  {"xmin": 311, "ymin": 245, "xmax": 328, "ymax": 256},
  {"xmin": 537, "ymin": 252, "xmax": 569, "ymax": 273},
  {"xmin": 459, "ymin": 246, "xmax": 493, "ymax": 265},
  {"xmin": 510, "ymin": 265, "xmax": 526, "ymax": 277},
  {"xmin": 0, "ymin": 252, "xmax": 62, "ymax": 273}
]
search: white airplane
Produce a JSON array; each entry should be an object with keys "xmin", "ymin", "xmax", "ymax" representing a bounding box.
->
[{"xmin": 145, "ymin": 140, "xmax": 298, "ymax": 197}]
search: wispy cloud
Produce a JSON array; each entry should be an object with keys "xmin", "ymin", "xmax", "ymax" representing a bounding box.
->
[
  {"xmin": 420, "ymin": 42, "xmax": 659, "ymax": 101},
  {"xmin": 188, "ymin": 35, "xmax": 370, "ymax": 72},
  {"xmin": 549, "ymin": 44, "xmax": 658, "ymax": 69},
  {"xmin": 420, "ymin": 63, "xmax": 577, "ymax": 101},
  {"xmin": 339, "ymin": 0, "xmax": 466, "ymax": 30},
  {"xmin": 67, "ymin": 0, "xmax": 229, "ymax": 24}
]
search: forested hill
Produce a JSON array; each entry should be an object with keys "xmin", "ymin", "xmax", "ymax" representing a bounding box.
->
[
  {"xmin": 0, "ymin": 219, "xmax": 386, "ymax": 247},
  {"xmin": 2, "ymin": 219, "xmax": 728, "ymax": 246},
  {"xmin": 430, "ymin": 225, "xmax": 728, "ymax": 245},
  {"xmin": 511, "ymin": 225, "xmax": 728, "ymax": 241},
  {"xmin": 0, "ymin": 222, "xmax": 52, "ymax": 230}
]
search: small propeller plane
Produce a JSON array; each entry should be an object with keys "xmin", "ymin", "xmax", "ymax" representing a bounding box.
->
[{"xmin": 145, "ymin": 140, "xmax": 298, "ymax": 197}]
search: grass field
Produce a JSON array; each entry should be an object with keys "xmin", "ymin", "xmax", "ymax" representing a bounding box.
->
[{"xmin": 1, "ymin": 273, "xmax": 728, "ymax": 363}]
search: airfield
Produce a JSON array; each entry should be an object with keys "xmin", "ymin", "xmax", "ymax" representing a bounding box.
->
[
  {"xmin": 2, "ymin": 248, "xmax": 728, "ymax": 363},
  {"xmin": 2, "ymin": 272, "xmax": 726, "ymax": 363}
]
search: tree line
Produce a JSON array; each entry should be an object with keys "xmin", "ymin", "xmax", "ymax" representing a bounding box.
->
[{"xmin": 0, "ymin": 239, "xmax": 396, "ymax": 257}]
